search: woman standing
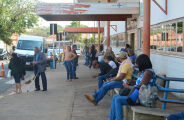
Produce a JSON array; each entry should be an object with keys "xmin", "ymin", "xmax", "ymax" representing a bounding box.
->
[
  {"xmin": 109, "ymin": 54, "xmax": 156, "ymax": 120},
  {"xmin": 8, "ymin": 53, "xmax": 22, "ymax": 94},
  {"xmin": 89, "ymin": 45, "xmax": 97, "ymax": 68}
]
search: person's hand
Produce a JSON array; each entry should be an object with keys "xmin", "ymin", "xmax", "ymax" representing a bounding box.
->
[
  {"xmin": 92, "ymin": 75, "xmax": 98, "ymax": 78},
  {"xmin": 33, "ymin": 62, "xmax": 38, "ymax": 65},
  {"xmin": 123, "ymin": 83, "xmax": 129, "ymax": 89},
  {"xmin": 109, "ymin": 78, "xmax": 114, "ymax": 82}
]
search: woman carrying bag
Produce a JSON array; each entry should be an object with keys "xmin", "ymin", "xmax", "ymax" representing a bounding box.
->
[
  {"xmin": 8, "ymin": 53, "xmax": 23, "ymax": 94},
  {"xmin": 109, "ymin": 54, "xmax": 157, "ymax": 120}
]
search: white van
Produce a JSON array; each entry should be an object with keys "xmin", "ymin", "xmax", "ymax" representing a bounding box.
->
[{"xmin": 14, "ymin": 35, "xmax": 47, "ymax": 68}]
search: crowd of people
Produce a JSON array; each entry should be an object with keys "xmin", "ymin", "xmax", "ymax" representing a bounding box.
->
[{"xmin": 82, "ymin": 44, "xmax": 159, "ymax": 120}]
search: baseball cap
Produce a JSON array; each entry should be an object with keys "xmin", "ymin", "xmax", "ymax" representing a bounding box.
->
[
  {"xmin": 117, "ymin": 51, "xmax": 127, "ymax": 59},
  {"xmin": 120, "ymin": 48, "xmax": 125, "ymax": 52}
]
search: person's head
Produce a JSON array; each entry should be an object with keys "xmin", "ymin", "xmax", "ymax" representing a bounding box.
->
[
  {"xmin": 116, "ymin": 51, "xmax": 127, "ymax": 62},
  {"xmin": 99, "ymin": 45, "xmax": 104, "ymax": 52},
  {"xmin": 104, "ymin": 56, "xmax": 114, "ymax": 63},
  {"xmin": 91, "ymin": 44, "xmax": 95, "ymax": 50},
  {"xmin": 107, "ymin": 47, "xmax": 112, "ymax": 52},
  {"xmin": 66, "ymin": 46, "xmax": 71, "ymax": 52},
  {"xmin": 72, "ymin": 45, "xmax": 77, "ymax": 50},
  {"xmin": 12, "ymin": 53, "xmax": 17, "ymax": 58},
  {"xmin": 125, "ymin": 44, "xmax": 131, "ymax": 49},
  {"xmin": 127, "ymin": 49, "xmax": 134, "ymax": 57},
  {"xmin": 136, "ymin": 54, "xmax": 152, "ymax": 72},
  {"xmin": 34, "ymin": 47, "xmax": 39, "ymax": 54},
  {"xmin": 92, "ymin": 60, "xmax": 100, "ymax": 69}
]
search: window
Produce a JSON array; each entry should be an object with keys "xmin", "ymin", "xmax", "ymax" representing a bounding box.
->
[{"xmin": 143, "ymin": 20, "xmax": 184, "ymax": 54}]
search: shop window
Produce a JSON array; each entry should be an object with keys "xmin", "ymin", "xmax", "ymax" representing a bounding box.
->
[{"xmin": 176, "ymin": 22, "xmax": 183, "ymax": 52}]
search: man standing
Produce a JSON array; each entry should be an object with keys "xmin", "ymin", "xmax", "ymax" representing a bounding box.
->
[
  {"xmin": 72, "ymin": 45, "xmax": 79, "ymax": 79},
  {"xmin": 33, "ymin": 47, "xmax": 47, "ymax": 91}
]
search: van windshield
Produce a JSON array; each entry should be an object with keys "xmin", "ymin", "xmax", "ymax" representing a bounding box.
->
[{"xmin": 17, "ymin": 40, "xmax": 42, "ymax": 50}]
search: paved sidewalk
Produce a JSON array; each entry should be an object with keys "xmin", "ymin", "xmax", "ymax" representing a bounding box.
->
[{"xmin": 0, "ymin": 60, "xmax": 112, "ymax": 120}]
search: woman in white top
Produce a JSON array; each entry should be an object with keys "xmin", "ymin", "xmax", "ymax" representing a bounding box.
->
[{"xmin": 104, "ymin": 56, "xmax": 117, "ymax": 69}]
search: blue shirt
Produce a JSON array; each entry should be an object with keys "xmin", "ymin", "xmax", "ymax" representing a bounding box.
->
[
  {"xmin": 136, "ymin": 69, "xmax": 156, "ymax": 86},
  {"xmin": 35, "ymin": 53, "xmax": 39, "ymax": 61}
]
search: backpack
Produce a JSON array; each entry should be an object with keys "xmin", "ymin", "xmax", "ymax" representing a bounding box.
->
[{"xmin": 139, "ymin": 84, "xmax": 158, "ymax": 108}]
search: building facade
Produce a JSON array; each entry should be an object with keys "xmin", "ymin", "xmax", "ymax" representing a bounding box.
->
[{"xmin": 102, "ymin": 0, "xmax": 184, "ymax": 97}]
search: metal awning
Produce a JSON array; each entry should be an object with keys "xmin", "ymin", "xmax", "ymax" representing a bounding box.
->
[
  {"xmin": 37, "ymin": 2, "xmax": 139, "ymax": 21},
  {"xmin": 65, "ymin": 27, "xmax": 104, "ymax": 33}
]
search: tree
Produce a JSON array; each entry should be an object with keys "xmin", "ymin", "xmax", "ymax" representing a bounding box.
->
[{"xmin": 0, "ymin": 0, "xmax": 39, "ymax": 45}]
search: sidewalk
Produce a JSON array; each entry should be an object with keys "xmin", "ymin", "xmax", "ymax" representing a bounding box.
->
[{"xmin": 0, "ymin": 59, "xmax": 112, "ymax": 120}]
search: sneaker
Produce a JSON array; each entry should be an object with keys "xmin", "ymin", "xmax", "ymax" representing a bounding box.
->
[
  {"xmin": 34, "ymin": 89, "xmax": 40, "ymax": 91},
  {"xmin": 84, "ymin": 94, "xmax": 98, "ymax": 106},
  {"xmin": 74, "ymin": 77, "xmax": 79, "ymax": 79},
  {"xmin": 42, "ymin": 90, "xmax": 47, "ymax": 91}
]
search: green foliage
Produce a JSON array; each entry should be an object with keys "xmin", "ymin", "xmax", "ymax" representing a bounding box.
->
[{"xmin": 0, "ymin": 0, "xmax": 39, "ymax": 45}]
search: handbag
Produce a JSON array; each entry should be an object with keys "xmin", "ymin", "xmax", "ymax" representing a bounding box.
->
[
  {"xmin": 139, "ymin": 84, "xmax": 158, "ymax": 107},
  {"xmin": 119, "ymin": 88, "xmax": 130, "ymax": 96},
  {"xmin": 127, "ymin": 85, "xmax": 140, "ymax": 105}
]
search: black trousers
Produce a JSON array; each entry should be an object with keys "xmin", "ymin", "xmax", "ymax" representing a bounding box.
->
[{"xmin": 34, "ymin": 69, "xmax": 47, "ymax": 90}]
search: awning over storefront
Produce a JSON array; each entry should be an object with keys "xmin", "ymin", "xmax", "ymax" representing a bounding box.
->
[
  {"xmin": 37, "ymin": 3, "xmax": 139, "ymax": 21},
  {"xmin": 65, "ymin": 27, "xmax": 104, "ymax": 33}
]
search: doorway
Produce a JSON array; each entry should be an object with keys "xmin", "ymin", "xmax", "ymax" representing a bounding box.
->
[{"xmin": 130, "ymin": 33, "xmax": 135, "ymax": 50}]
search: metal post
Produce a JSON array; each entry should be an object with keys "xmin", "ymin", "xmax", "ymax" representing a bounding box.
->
[
  {"xmin": 162, "ymin": 81, "xmax": 170, "ymax": 110},
  {"xmin": 142, "ymin": 0, "xmax": 151, "ymax": 57},
  {"xmin": 52, "ymin": 24, "xmax": 55, "ymax": 69},
  {"xmin": 107, "ymin": 0, "xmax": 110, "ymax": 48},
  {"xmin": 59, "ymin": 34, "xmax": 61, "ymax": 63},
  {"xmin": 98, "ymin": 21, "xmax": 101, "ymax": 49}
]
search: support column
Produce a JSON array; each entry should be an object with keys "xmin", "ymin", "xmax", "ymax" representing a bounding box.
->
[
  {"xmin": 107, "ymin": 0, "xmax": 110, "ymax": 47},
  {"xmin": 142, "ymin": 0, "xmax": 151, "ymax": 57},
  {"xmin": 98, "ymin": 21, "xmax": 101, "ymax": 49}
]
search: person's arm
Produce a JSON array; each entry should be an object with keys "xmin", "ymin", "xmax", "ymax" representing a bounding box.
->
[
  {"xmin": 123, "ymin": 70, "xmax": 153, "ymax": 90},
  {"xmin": 110, "ymin": 73, "xmax": 126, "ymax": 81},
  {"xmin": 8, "ymin": 59, "xmax": 13, "ymax": 70},
  {"xmin": 140, "ymin": 70, "xmax": 153, "ymax": 85},
  {"xmin": 71, "ymin": 52, "xmax": 77, "ymax": 60}
]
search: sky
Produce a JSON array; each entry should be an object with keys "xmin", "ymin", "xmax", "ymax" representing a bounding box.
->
[{"xmin": 38, "ymin": 0, "xmax": 96, "ymax": 27}]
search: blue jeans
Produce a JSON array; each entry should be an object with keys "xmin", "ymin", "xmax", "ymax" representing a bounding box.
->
[
  {"xmin": 167, "ymin": 112, "xmax": 184, "ymax": 120},
  {"xmin": 85, "ymin": 56, "xmax": 89, "ymax": 65},
  {"xmin": 98, "ymin": 74, "xmax": 108, "ymax": 89},
  {"xmin": 64, "ymin": 61, "xmax": 73, "ymax": 80},
  {"xmin": 34, "ymin": 68, "xmax": 47, "ymax": 90},
  {"xmin": 109, "ymin": 95, "xmax": 128, "ymax": 120},
  {"xmin": 72, "ymin": 61, "xmax": 77, "ymax": 79},
  {"xmin": 92, "ymin": 81, "xmax": 123, "ymax": 103}
]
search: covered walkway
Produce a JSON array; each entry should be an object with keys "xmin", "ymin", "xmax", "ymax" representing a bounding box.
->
[{"xmin": 0, "ymin": 59, "xmax": 112, "ymax": 120}]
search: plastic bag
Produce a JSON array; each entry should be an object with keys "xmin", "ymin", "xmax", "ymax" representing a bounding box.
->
[
  {"xmin": 139, "ymin": 85, "xmax": 158, "ymax": 108},
  {"xmin": 7, "ymin": 70, "xmax": 11, "ymax": 78}
]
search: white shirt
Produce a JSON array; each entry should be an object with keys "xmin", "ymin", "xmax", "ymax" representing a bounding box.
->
[{"xmin": 108, "ymin": 61, "xmax": 117, "ymax": 69}]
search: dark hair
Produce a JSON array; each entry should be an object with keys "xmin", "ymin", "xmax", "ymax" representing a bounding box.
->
[
  {"xmin": 73, "ymin": 45, "xmax": 77, "ymax": 48},
  {"xmin": 105, "ymin": 56, "xmax": 114, "ymax": 61},
  {"xmin": 12, "ymin": 53, "xmax": 17, "ymax": 58},
  {"xmin": 100, "ymin": 45, "xmax": 104, "ymax": 52},
  {"xmin": 126, "ymin": 44, "xmax": 131, "ymax": 49},
  {"xmin": 136, "ymin": 54, "xmax": 152, "ymax": 72}
]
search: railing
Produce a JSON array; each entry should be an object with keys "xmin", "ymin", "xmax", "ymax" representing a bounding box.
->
[
  {"xmin": 156, "ymin": 75, "xmax": 184, "ymax": 110},
  {"xmin": 133, "ymin": 68, "xmax": 184, "ymax": 110}
]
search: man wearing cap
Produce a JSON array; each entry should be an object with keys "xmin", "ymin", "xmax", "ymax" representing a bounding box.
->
[{"xmin": 85, "ymin": 51, "xmax": 133, "ymax": 105}]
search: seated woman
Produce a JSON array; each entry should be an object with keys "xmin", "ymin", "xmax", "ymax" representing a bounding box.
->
[{"xmin": 109, "ymin": 54, "xmax": 157, "ymax": 120}]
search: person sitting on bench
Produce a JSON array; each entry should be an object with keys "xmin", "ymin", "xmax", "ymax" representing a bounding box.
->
[{"xmin": 85, "ymin": 51, "xmax": 133, "ymax": 105}]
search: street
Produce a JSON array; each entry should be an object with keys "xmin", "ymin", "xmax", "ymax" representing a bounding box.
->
[{"xmin": 0, "ymin": 60, "xmax": 33, "ymax": 95}]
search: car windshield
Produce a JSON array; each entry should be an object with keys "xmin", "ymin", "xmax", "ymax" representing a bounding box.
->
[
  {"xmin": 0, "ymin": 49, "xmax": 3, "ymax": 54},
  {"xmin": 17, "ymin": 40, "xmax": 42, "ymax": 50}
]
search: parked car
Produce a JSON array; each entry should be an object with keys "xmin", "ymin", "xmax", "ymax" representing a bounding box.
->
[{"xmin": 0, "ymin": 48, "xmax": 10, "ymax": 60}]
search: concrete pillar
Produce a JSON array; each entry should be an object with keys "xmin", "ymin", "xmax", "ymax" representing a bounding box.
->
[
  {"xmin": 142, "ymin": 0, "xmax": 151, "ymax": 57},
  {"xmin": 107, "ymin": 0, "xmax": 110, "ymax": 47},
  {"xmin": 98, "ymin": 21, "xmax": 101, "ymax": 49}
]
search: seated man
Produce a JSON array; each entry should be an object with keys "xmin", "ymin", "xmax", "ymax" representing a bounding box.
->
[
  {"xmin": 92, "ymin": 60, "xmax": 112, "ymax": 78},
  {"xmin": 97, "ymin": 56, "xmax": 119, "ymax": 88},
  {"xmin": 85, "ymin": 51, "xmax": 133, "ymax": 105}
]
